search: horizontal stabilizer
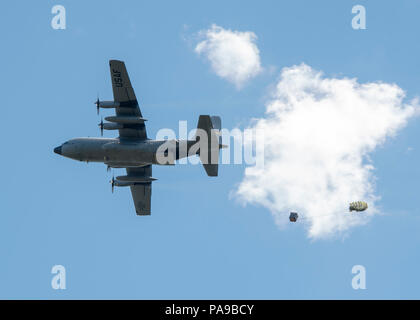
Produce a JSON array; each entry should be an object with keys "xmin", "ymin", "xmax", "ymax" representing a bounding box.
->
[
  {"xmin": 203, "ymin": 164, "xmax": 218, "ymax": 177},
  {"xmin": 196, "ymin": 115, "xmax": 222, "ymax": 177}
]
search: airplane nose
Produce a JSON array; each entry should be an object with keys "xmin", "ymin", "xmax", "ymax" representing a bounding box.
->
[{"xmin": 54, "ymin": 146, "xmax": 62, "ymax": 155}]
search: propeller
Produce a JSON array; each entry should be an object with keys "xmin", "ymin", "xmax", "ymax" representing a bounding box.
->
[
  {"xmin": 94, "ymin": 95, "xmax": 100, "ymax": 115},
  {"xmin": 110, "ymin": 175, "xmax": 115, "ymax": 193},
  {"xmin": 98, "ymin": 117, "xmax": 104, "ymax": 136}
]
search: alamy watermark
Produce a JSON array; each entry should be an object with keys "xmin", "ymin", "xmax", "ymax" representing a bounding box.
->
[
  {"xmin": 51, "ymin": 265, "xmax": 66, "ymax": 290},
  {"xmin": 351, "ymin": 265, "xmax": 366, "ymax": 290},
  {"xmin": 51, "ymin": 5, "xmax": 66, "ymax": 30},
  {"xmin": 153, "ymin": 121, "xmax": 265, "ymax": 168},
  {"xmin": 352, "ymin": 5, "xmax": 366, "ymax": 30}
]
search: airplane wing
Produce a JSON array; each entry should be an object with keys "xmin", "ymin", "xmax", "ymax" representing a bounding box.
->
[
  {"xmin": 109, "ymin": 60, "xmax": 147, "ymax": 140},
  {"xmin": 126, "ymin": 166, "xmax": 152, "ymax": 215}
]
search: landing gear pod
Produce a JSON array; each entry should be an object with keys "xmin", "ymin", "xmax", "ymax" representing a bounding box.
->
[
  {"xmin": 349, "ymin": 201, "xmax": 368, "ymax": 212},
  {"xmin": 289, "ymin": 212, "xmax": 298, "ymax": 222}
]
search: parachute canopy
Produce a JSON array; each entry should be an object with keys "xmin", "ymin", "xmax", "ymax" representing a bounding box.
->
[
  {"xmin": 289, "ymin": 212, "xmax": 298, "ymax": 222},
  {"xmin": 349, "ymin": 201, "xmax": 368, "ymax": 212}
]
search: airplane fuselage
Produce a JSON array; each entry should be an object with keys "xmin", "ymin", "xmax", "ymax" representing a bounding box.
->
[
  {"xmin": 53, "ymin": 60, "xmax": 222, "ymax": 215},
  {"xmin": 54, "ymin": 137, "xmax": 197, "ymax": 167}
]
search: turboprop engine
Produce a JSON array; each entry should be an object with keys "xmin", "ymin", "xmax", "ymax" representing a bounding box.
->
[
  {"xmin": 94, "ymin": 98, "xmax": 120, "ymax": 114},
  {"xmin": 110, "ymin": 175, "xmax": 157, "ymax": 192},
  {"xmin": 98, "ymin": 119, "xmax": 124, "ymax": 135}
]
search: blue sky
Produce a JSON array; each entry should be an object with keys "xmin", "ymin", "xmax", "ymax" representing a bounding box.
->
[{"xmin": 1, "ymin": 0, "xmax": 420, "ymax": 299}]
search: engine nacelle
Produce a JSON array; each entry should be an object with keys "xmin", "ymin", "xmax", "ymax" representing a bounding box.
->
[
  {"xmin": 102, "ymin": 122, "xmax": 124, "ymax": 130},
  {"xmin": 116, "ymin": 175, "xmax": 157, "ymax": 183},
  {"xmin": 113, "ymin": 177, "xmax": 156, "ymax": 187},
  {"xmin": 98, "ymin": 100, "xmax": 120, "ymax": 109},
  {"xmin": 113, "ymin": 179, "xmax": 136, "ymax": 187},
  {"xmin": 105, "ymin": 116, "xmax": 147, "ymax": 124}
]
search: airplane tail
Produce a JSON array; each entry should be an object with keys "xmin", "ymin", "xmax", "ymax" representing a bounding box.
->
[{"xmin": 195, "ymin": 115, "xmax": 224, "ymax": 177}]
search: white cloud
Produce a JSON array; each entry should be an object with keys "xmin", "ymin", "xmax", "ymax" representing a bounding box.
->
[
  {"xmin": 195, "ymin": 24, "xmax": 262, "ymax": 88},
  {"xmin": 235, "ymin": 63, "xmax": 419, "ymax": 239}
]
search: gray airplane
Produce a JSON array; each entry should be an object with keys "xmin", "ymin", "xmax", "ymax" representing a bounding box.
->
[{"xmin": 54, "ymin": 60, "xmax": 223, "ymax": 215}]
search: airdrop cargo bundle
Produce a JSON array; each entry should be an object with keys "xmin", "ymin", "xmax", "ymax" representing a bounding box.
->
[
  {"xmin": 349, "ymin": 201, "xmax": 368, "ymax": 212},
  {"xmin": 289, "ymin": 212, "xmax": 299, "ymax": 222}
]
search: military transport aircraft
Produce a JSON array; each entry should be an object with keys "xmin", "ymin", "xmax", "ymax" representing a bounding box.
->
[{"xmin": 54, "ymin": 60, "xmax": 223, "ymax": 215}]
